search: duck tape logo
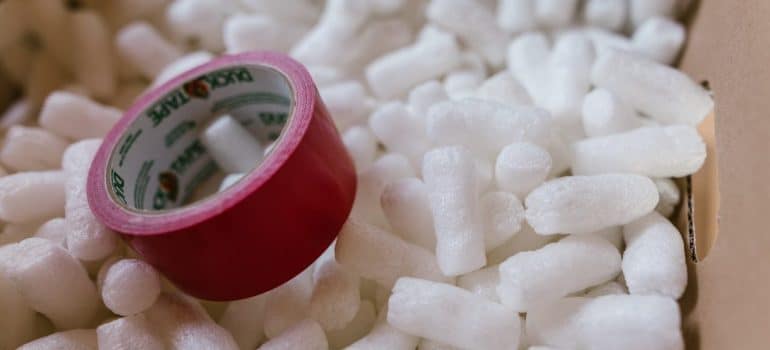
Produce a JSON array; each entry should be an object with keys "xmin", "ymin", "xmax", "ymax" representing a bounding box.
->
[
  {"xmin": 183, "ymin": 77, "xmax": 210, "ymax": 99},
  {"xmin": 153, "ymin": 171, "xmax": 179, "ymax": 210},
  {"xmin": 152, "ymin": 140, "xmax": 206, "ymax": 210},
  {"xmin": 157, "ymin": 171, "xmax": 179, "ymax": 202},
  {"xmin": 146, "ymin": 67, "xmax": 254, "ymax": 128}
]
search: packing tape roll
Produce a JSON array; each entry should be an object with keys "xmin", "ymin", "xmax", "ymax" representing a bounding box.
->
[{"xmin": 87, "ymin": 52, "xmax": 357, "ymax": 301}]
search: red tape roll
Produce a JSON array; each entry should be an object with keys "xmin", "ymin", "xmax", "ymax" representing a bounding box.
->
[{"xmin": 87, "ymin": 52, "xmax": 356, "ymax": 300}]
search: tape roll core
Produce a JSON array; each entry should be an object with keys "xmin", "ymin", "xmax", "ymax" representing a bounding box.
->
[{"xmin": 87, "ymin": 52, "xmax": 357, "ymax": 300}]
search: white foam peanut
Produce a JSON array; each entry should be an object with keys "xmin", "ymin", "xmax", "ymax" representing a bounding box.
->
[
  {"xmin": 17, "ymin": 329, "xmax": 97, "ymax": 350},
  {"xmin": 0, "ymin": 268, "xmax": 38, "ymax": 349},
  {"xmin": 0, "ymin": 126, "xmax": 68, "ymax": 172},
  {"xmin": 419, "ymin": 340, "xmax": 461, "ymax": 350},
  {"xmin": 426, "ymin": 0, "xmax": 508, "ymax": 66},
  {"xmin": 507, "ymin": 32, "xmax": 550, "ymax": 104},
  {"xmin": 571, "ymin": 126, "xmax": 706, "ymax": 177},
  {"xmin": 654, "ymin": 178, "xmax": 681, "ymax": 217},
  {"xmin": 336, "ymin": 218, "xmax": 450, "ymax": 289},
  {"xmin": 353, "ymin": 153, "xmax": 415, "ymax": 228},
  {"xmin": 423, "ymin": 146, "xmax": 486, "ymax": 276},
  {"xmin": 497, "ymin": 0, "xmax": 536, "ymax": 33},
  {"xmin": 258, "ymin": 319, "xmax": 328, "ymax": 350},
  {"xmin": 263, "ymin": 268, "xmax": 313, "ymax": 338},
  {"xmin": 218, "ymin": 173, "xmax": 245, "ymax": 192},
  {"xmin": 585, "ymin": 281, "xmax": 628, "ymax": 297},
  {"xmin": 535, "ymin": 0, "xmax": 579, "ymax": 28},
  {"xmin": 497, "ymin": 235, "xmax": 621, "ymax": 311},
  {"xmin": 582, "ymin": 88, "xmax": 645, "ymax": 138},
  {"xmin": 584, "ymin": 27, "xmax": 635, "ymax": 57},
  {"xmin": 526, "ymin": 174, "xmax": 659, "ymax": 235},
  {"xmin": 458, "ymin": 50, "xmax": 489, "ymax": 78},
  {"xmin": 622, "ymin": 212, "xmax": 687, "ymax": 298},
  {"xmin": 495, "ymin": 142, "xmax": 552, "ymax": 198},
  {"xmin": 72, "ymin": 11, "xmax": 116, "ymax": 99},
  {"xmin": 309, "ymin": 254, "xmax": 360, "ymax": 331},
  {"xmin": 224, "ymin": 14, "xmax": 307, "ymax": 54},
  {"xmin": 301, "ymin": 65, "xmax": 343, "ymax": 86},
  {"xmin": 320, "ymin": 81, "xmax": 371, "ymax": 130},
  {"xmin": 0, "ymin": 170, "xmax": 65, "ymax": 223},
  {"xmin": 153, "ymin": 51, "xmax": 214, "ymax": 87},
  {"xmin": 547, "ymin": 130, "xmax": 573, "ymax": 178},
  {"xmin": 388, "ymin": 277, "xmax": 521, "ymax": 349},
  {"xmin": 289, "ymin": 0, "xmax": 373, "ymax": 68},
  {"xmin": 591, "ymin": 49, "xmax": 713, "ymax": 126},
  {"xmin": 527, "ymin": 295, "xmax": 683, "ymax": 350},
  {"xmin": 540, "ymin": 32, "xmax": 595, "ymax": 130},
  {"xmin": 102, "ymin": 259, "xmax": 161, "ymax": 316},
  {"xmin": 367, "ymin": 0, "xmax": 409, "ymax": 14},
  {"xmin": 7, "ymin": 238, "xmax": 99, "ymax": 329},
  {"xmin": 97, "ymin": 314, "xmax": 164, "ymax": 350},
  {"xmin": 240, "ymin": 0, "xmax": 321, "ymax": 24},
  {"xmin": 327, "ymin": 300, "xmax": 376, "ymax": 349},
  {"xmin": 200, "ymin": 115, "xmax": 264, "ymax": 174},
  {"xmin": 219, "ymin": 295, "xmax": 267, "ymax": 350},
  {"xmin": 583, "ymin": 0, "xmax": 628, "ymax": 31},
  {"xmin": 427, "ymin": 99, "xmax": 551, "ymax": 157},
  {"xmin": 369, "ymin": 102, "xmax": 431, "ymax": 164},
  {"xmin": 347, "ymin": 305, "xmax": 419, "ymax": 350},
  {"xmin": 115, "ymin": 21, "xmax": 181, "ymax": 79},
  {"xmin": 629, "ymin": 0, "xmax": 677, "ymax": 28},
  {"xmin": 342, "ymin": 126, "xmax": 378, "ymax": 171},
  {"xmin": 632, "ymin": 16, "xmax": 686, "ymax": 65},
  {"xmin": 381, "ymin": 178, "xmax": 436, "ymax": 250},
  {"xmin": 487, "ymin": 224, "xmax": 559, "ymax": 265},
  {"xmin": 443, "ymin": 70, "xmax": 483, "ymax": 100},
  {"xmin": 480, "ymin": 192, "xmax": 524, "ymax": 250},
  {"xmin": 39, "ymin": 92, "xmax": 122, "ymax": 140},
  {"xmin": 474, "ymin": 157, "xmax": 493, "ymax": 194},
  {"xmin": 340, "ymin": 19, "xmax": 415, "ymax": 74},
  {"xmin": 456, "ymin": 265, "xmax": 500, "ymax": 302},
  {"xmin": 408, "ymin": 80, "xmax": 448, "ymax": 118},
  {"xmin": 166, "ymin": 0, "xmax": 236, "ymax": 52},
  {"xmin": 145, "ymin": 293, "xmax": 238, "ymax": 350},
  {"xmin": 63, "ymin": 139, "xmax": 118, "ymax": 261},
  {"xmin": 366, "ymin": 26, "xmax": 461, "ymax": 99},
  {"xmin": 475, "ymin": 71, "xmax": 532, "ymax": 107}
]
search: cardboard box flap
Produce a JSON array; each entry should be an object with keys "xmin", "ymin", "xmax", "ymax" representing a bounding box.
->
[{"xmin": 678, "ymin": 0, "xmax": 770, "ymax": 348}]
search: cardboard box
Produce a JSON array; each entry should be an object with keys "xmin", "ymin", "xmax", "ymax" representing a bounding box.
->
[
  {"xmin": 678, "ymin": 0, "xmax": 770, "ymax": 348},
  {"xmin": 0, "ymin": 1, "xmax": 762, "ymax": 348}
]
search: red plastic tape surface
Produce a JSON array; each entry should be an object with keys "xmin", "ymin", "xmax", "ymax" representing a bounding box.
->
[{"xmin": 87, "ymin": 52, "xmax": 357, "ymax": 301}]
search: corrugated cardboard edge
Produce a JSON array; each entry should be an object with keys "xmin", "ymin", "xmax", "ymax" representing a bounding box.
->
[
  {"xmin": 678, "ymin": 0, "xmax": 770, "ymax": 349},
  {"xmin": 676, "ymin": 112, "xmax": 719, "ymax": 263}
]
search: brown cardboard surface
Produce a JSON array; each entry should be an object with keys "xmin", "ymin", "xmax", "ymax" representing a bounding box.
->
[
  {"xmin": 678, "ymin": 0, "xmax": 770, "ymax": 348},
  {"xmin": 0, "ymin": 1, "xmax": 763, "ymax": 348},
  {"xmin": 0, "ymin": 69, "xmax": 13, "ymax": 111}
]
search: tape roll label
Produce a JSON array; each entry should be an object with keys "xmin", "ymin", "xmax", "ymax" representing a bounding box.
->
[{"xmin": 107, "ymin": 65, "xmax": 294, "ymax": 211}]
